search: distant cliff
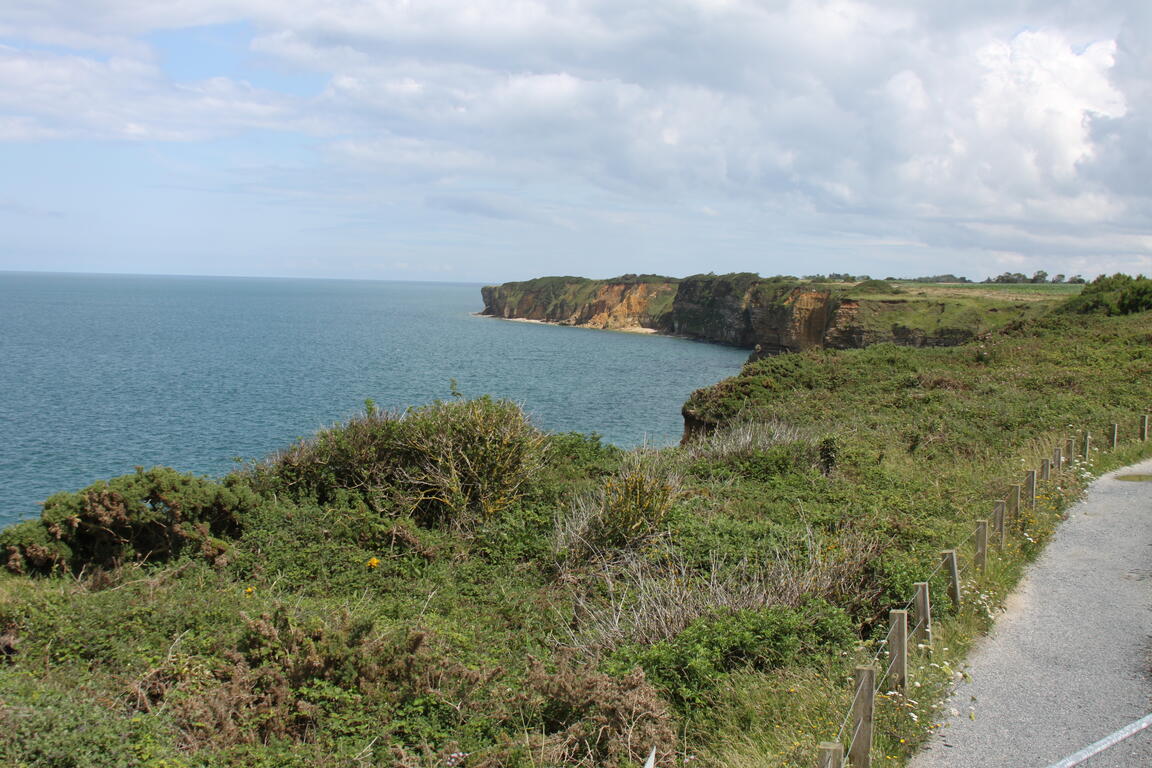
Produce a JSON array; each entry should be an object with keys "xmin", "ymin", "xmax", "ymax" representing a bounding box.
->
[
  {"xmin": 480, "ymin": 275, "xmax": 678, "ymax": 331},
  {"xmin": 481, "ymin": 274, "xmax": 1058, "ymax": 355}
]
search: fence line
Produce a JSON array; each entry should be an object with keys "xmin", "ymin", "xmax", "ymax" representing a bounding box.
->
[{"xmin": 814, "ymin": 413, "xmax": 1151, "ymax": 767}]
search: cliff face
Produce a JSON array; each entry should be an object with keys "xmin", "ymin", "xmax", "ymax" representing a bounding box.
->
[
  {"xmin": 820, "ymin": 299, "xmax": 978, "ymax": 351},
  {"xmin": 480, "ymin": 277, "xmax": 678, "ymax": 330},
  {"xmin": 481, "ymin": 274, "xmax": 1041, "ymax": 354},
  {"xmin": 669, "ymin": 275, "xmax": 840, "ymax": 353}
]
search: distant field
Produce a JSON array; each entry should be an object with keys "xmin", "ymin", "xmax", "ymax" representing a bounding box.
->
[{"xmin": 898, "ymin": 282, "xmax": 1086, "ymax": 299}]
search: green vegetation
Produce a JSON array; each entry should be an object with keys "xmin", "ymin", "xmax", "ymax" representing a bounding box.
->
[
  {"xmin": 1060, "ymin": 273, "xmax": 1152, "ymax": 315},
  {"xmin": 2, "ymin": 291, "xmax": 1150, "ymax": 767}
]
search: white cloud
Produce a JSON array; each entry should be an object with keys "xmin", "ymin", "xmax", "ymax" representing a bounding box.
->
[
  {"xmin": 0, "ymin": 0, "xmax": 1148, "ymax": 276},
  {"xmin": 0, "ymin": 44, "xmax": 297, "ymax": 140}
]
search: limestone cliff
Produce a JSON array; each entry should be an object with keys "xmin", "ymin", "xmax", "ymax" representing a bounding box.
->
[
  {"xmin": 480, "ymin": 276, "xmax": 678, "ymax": 331},
  {"xmin": 481, "ymin": 274, "xmax": 1053, "ymax": 355}
]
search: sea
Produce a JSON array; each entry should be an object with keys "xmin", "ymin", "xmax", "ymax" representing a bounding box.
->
[{"xmin": 0, "ymin": 272, "xmax": 749, "ymax": 527}]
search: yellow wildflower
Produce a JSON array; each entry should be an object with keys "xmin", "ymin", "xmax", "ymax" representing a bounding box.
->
[{"xmin": 366, "ymin": 557, "xmax": 380, "ymax": 569}]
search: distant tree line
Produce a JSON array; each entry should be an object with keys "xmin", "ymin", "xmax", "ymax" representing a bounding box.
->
[
  {"xmin": 896, "ymin": 274, "xmax": 973, "ymax": 283},
  {"xmin": 805, "ymin": 273, "xmax": 975, "ymax": 283},
  {"xmin": 804, "ymin": 273, "xmax": 875, "ymax": 283},
  {"xmin": 801, "ymin": 271, "xmax": 1087, "ymax": 285},
  {"xmin": 981, "ymin": 271, "xmax": 1085, "ymax": 284}
]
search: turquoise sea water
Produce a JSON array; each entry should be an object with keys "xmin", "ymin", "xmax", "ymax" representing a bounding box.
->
[{"xmin": 0, "ymin": 272, "xmax": 748, "ymax": 526}]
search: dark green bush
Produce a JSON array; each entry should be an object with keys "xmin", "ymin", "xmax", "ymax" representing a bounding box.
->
[
  {"xmin": 0, "ymin": 681, "xmax": 187, "ymax": 768},
  {"xmin": 1062, "ymin": 273, "xmax": 1152, "ymax": 315},
  {"xmin": 3, "ymin": 467, "xmax": 256, "ymax": 575}
]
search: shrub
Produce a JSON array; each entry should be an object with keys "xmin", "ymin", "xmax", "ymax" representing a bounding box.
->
[
  {"xmin": 520, "ymin": 655, "xmax": 677, "ymax": 767},
  {"xmin": 398, "ymin": 397, "xmax": 550, "ymax": 529},
  {"xmin": 610, "ymin": 599, "xmax": 854, "ymax": 707},
  {"xmin": 0, "ymin": 680, "xmax": 188, "ymax": 768},
  {"xmin": 1061, "ymin": 273, "xmax": 1152, "ymax": 315},
  {"xmin": 251, "ymin": 397, "xmax": 549, "ymax": 531},
  {"xmin": 554, "ymin": 453, "xmax": 681, "ymax": 559},
  {"xmin": 251, "ymin": 407, "xmax": 409, "ymax": 509},
  {"xmin": 139, "ymin": 607, "xmax": 502, "ymax": 755},
  {"xmin": 2, "ymin": 467, "xmax": 256, "ymax": 575}
]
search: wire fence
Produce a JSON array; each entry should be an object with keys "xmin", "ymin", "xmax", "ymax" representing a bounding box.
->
[{"xmin": 815, "ymin": 415, "xmax": 1150, "ymax": 768}]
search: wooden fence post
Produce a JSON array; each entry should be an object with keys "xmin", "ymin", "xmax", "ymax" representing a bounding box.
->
[
  {"xmin": 1008, "ymin": 484, "xmax": 1021, "ymax": 518},
  {"xmin": 1084, "ymin": 432, "xmax": 1092, "ymax": 459},
  {"xmin": 942, "ymin": 550, "xmax": 960, "ymax": 609},
  {"xmin": 1024, "ymin": 470, "xmax": 1036, "ymax": 508},
  {"xmin": 974, "ymin": 521, "xmax": 988, "ymax": 575},
  {"xmin": 1141, "ymin": 415, "xmax": 1148, "ymax": 442},
  {"xmin": 889, "ymin": 610, "xmax": 908, "ymax": 691},
  {"xmin": 913, "ymin": 582, "xmax": 932, "ymax": 647},
  {"xmin": 818, "ymin": 742, "xmax": 844, "ymax": 768},
  {"xmin": 993, "ymin": 500, "xmax": 1006, "ymax": 548},
  {"xmin": 849, "ymin": 666, "xmax": 875, "ymax": 768},
  {"xmin": 1065, "ymin": 437, "xmax": 1075, "ymax": 462},
  {"xmin": 1112, "ymin": 423, "xmax": 1119, "ymax": 450},
  {"xmin": 1053, "ymin": 445, "xmax": 1063, "ymax": 472},
  {"xmin": 1040, "ymin": 458, "xmax": 1050, "ymax": 481}
]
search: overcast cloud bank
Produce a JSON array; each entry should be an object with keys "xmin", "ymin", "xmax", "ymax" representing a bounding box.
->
[{"xmin": 0, "ymin": 1, "xmax": 1148, "ymax": 281}]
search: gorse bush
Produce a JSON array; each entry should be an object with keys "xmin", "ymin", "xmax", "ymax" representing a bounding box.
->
[
  {"xmin": 397, "ymin": 396, "xmax": 550, "ymax": 529},
  {"xmin": 0, "ymin": 681, "xmax": 187, "ymax": 768},
  {"xmin": 254, "ymin": 406, "xmax": 409, "ymax": 510},
  {"xmin": 522, "ymin": 655, "xmax": 678, "ymax": 767},
  {"xmin": 1, "ymin": 467, "xmax": 255, "ymax": 575}
]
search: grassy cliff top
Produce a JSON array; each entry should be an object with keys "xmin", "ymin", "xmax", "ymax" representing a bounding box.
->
[{"xmin": 487, "ymin": 273, "xmax": 1085, "ymax": 296}]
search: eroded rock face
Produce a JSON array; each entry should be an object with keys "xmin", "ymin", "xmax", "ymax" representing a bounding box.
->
[
  {"xmin": 668, "ymin": 274, "xmax": 760, "ymax": 345},
  {"xmin": 480, "ymin": 280, "xmax": 677, "ymax": 330},
  {"xmin": 745, "ymin": 288, "xmax": 837, "ymax": 356},
  {"xmin": 580, "ymin": 283, "xmax": 675, "ymax": 329}
]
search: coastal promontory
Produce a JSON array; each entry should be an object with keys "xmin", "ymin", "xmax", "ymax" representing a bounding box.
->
[{"xmin": 481, "ymin": 273, "xmax": 1066, "ymax": 356}]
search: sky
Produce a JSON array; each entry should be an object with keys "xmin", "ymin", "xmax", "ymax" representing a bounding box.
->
[{"xmin": 0, "ymin": 0, "xmax": 1149, "ymax": 284}]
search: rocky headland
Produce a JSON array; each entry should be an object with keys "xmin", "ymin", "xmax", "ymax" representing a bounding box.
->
[{"xmin": 480, "ymin": 273, "xmax": 1055, "ymax": 358}]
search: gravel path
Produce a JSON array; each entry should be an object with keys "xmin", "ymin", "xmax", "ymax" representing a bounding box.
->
[{"xmin": 909, "ymin": 458, "xmax": 1152, "ymax": 768}]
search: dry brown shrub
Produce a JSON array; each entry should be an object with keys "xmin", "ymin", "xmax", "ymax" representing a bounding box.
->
[
  {"xmin": 133, "ymin": 611, "xmax": 501, "ymax": 754},
  {"xmin": 518, "ymin": 653, "xmax": 677, "ymax": 768}
]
